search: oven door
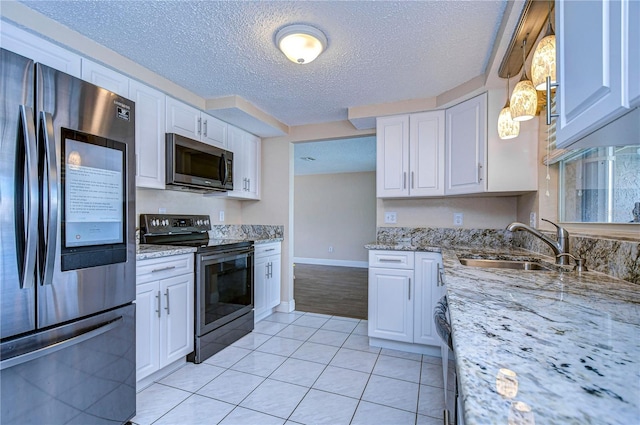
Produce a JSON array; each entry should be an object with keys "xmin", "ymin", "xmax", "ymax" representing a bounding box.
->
[{"xmin": 196, "ymin": 248, "xmax": 253, "ymax": 336}]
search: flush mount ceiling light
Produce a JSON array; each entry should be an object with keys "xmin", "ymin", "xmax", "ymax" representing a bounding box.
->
[
  {"xmin": 275, "ymin": 24, "xmax": 327, "ymax": 64},
  {"xmin": 497, "ymin": 74, "xmax": 520, "ymax": 140},
  {"xmin": 531, "ymin": 2, "xmax": 556, "ymax": 90},
  {"xmin": 510, "ymin": 38, "xmax": 538, "ymax": 121}
]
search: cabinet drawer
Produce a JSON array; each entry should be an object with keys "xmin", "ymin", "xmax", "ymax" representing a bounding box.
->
[
  {"xmin": 255, "ymin": 242, "xmax": 281, "ymax": 258},
  {"xmin": 369, "ymin": 250, "xmax": 414, "ymax": 269},
  {"xmin": 136, "ymin": 253, "xmax": 193, "ymax": 284}
]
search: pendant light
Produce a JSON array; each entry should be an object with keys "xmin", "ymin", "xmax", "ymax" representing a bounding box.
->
[
  {"xmin": 497, "ymin": 74, "xmax": 520, "ymax": 140},
  {"xmin": 531, "ymin": 2, "xmax": 556, "ymax": 90},
  {"xmin": 510, "ymin": 38, "xmax": 538, "ymax": 121}
]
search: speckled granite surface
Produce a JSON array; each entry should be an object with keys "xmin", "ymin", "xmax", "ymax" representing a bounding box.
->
[
  {"xmin": 514, "ymin": 231, "xmax": 640, "ymax": 284},
  {"xmin": 442, "ymin": 247, "xmax": 639, "ymax": 425},
  {"xmin": 367, "ymin": 229, "xmax": 640, "ymax": 424},
  {"xmin": 209, "ymin": 224, "xmax": 284, "ymax": 241},
  {"xmin": 136, "ymin": 244, "xmax": 196, "ymax": 260}
]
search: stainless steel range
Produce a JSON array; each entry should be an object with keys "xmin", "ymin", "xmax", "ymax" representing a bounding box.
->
[{"xmin": 140, "ymin": 214, "xmax": 254, "ymax": 363}]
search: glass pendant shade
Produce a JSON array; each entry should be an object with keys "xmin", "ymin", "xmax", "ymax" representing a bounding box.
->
[
  {"xmin": 531, "ymin": 30, "xmax": 556, "ymax": 90},
  {"xmin": 510, "ymin": 39, "xmax": 538, "ymax": 122},
  {"xmin": 510, "ymin": 78, "xmax": 538, "ymax": 121},
  {"xmin": 498, "ymin": 104, "xmax": 520, "ymax": 139}
]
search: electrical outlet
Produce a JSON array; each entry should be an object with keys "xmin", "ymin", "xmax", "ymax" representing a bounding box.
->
[
  {"xmin": 219, "ymin": 211, "xmax": 225, "ymax": 222},
  {"xmin": 453, "ymin": 212, "xmax": 463, "ymax": 226},
  {"xmin": 529, "ymin": 212, "xmax": 537, "ymax": 228},
  {"xmin": 328, "ymin": 246, "xmax": 334, "ymax": 253},
  {"xmin": 158, "ymin": 207, "xmax": 166, "ymax": 214},
  {"xmin": 384, "ymin": 212, "xmax": 397, "ymax": 224}
]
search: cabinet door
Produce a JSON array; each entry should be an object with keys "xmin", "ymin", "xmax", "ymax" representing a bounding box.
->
[
  {"xmin": 226, "ymin": 126, "xmax": 248, "ymax": 198},
  {"xmin": 445, "ymin": 93, "xmax": 486, "ymax": 195},
  {"xmin": 413, "ymin": 253, "xmax": 442, "ymax": 346},
  {"xmin": 135, "ymin": 281, "xmax": 161, "ymax": 381},
  {"xmin": 267, "ymin": 254, "xmax": 281, "ymax": 310},
  {"xmin": 81, "ymin": 59, "xmax": 129, "ymax": 97},
  {"xmin": 409, "ymin": 111, "xmax": 445, "ymax": 196},
  {"xmin": 253, "ymin": 255, "xmax": 269, "ymax": 321},
  {"xmin": 201, "ymin": 112, "xmax": 227, "ymax": 148},
  {"xmin": 0, "ymin": 22, "xmax": 81, "ymax": 77},
  {"xmin": 556, "ymin": 0, "xmax": 628, "ymax": 147},
  {"xmin": 244, "ymin": 133, "xmax": 261, "ymax": 199},
  {"xmin": 166, "ymin": 97, "xmax": 201, "ymax": 140},
  {"xmin": 377, "ymin": 115, "xmax": 410, "ymax": 197},
  {"xmin": 130, "ymin": 80, "xmax": 166, "ymax": 189},
  {"xmin": 368, "ymin": 267, "xmax": 413, "ymax": 343},
  {"xmin": 160, "ymin": 273, "xmax": 194, "ymax": 366},
  {"xmin": 628, "ymin": 0, "xmax": 640, "ymax": 108}
]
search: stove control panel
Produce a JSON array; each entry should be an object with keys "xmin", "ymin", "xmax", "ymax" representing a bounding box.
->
[{"xmin": 140, "ymin": 214, "xmax": 211, "ymax": 235}]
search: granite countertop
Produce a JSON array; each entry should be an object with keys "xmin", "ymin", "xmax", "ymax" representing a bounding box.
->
[
  {"xmin": 137, "ymin": 237, "xmax": 283, "ymax": 260},
  {"xmin": 367, "ymin": 243, "xmax": 640, "ymax": 424}
]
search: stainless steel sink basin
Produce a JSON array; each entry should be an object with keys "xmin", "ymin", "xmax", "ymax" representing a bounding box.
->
[{"xmin": 459, "ymin": 258, "xmax": 553, "ymax": 271}]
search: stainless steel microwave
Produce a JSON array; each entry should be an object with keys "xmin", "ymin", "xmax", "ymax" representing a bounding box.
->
[{"xmin": 166, "ymin": 133, "xmax": 233, "ymax": 192}]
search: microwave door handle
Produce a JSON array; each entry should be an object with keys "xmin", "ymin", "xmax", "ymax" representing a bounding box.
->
[
  {"xmin": 40, "ymin": 111, "xmax": 58, "ymax": 286},
  {"xmin": 220, "ymin": 153, "xmax": 229, "ymax": 185},
  {"xmin": 16, "ymin": 105, "xmax": 39, "ymax": 289}
]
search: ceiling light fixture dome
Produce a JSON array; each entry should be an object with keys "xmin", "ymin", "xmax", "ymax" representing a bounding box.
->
[{"xmin": 275, "ymin": 24, "xmax": 327, "ymax": 65}]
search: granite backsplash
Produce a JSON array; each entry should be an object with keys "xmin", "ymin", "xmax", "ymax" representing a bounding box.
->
[
  {"xmin": 376, "ymin": 227, "xmax": 639, "ymax": 284},
  {"xmin": 210, "ymin": 224, "xmax": 284, "ymax": 240}
]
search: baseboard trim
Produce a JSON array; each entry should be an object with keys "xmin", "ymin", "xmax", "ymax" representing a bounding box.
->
[
  {"xmin": 276, "ymin": 300, "xmax": 295, "ymax": 313},
  {"xmin": 294, "ymin": 257, "xmax": 368, "ymax": 269},
  {"xmin": 368, "ymin": 337, "xmax": 442, "ymax": 357}
]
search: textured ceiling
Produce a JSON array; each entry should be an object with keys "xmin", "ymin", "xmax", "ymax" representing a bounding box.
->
[
  {"xmin": 18, "ymin": 0, "xmax": 508, "ymax": 127},
  {"xmin": 294, "ymin": 136, "xmax": 376, "ymax": 176}
]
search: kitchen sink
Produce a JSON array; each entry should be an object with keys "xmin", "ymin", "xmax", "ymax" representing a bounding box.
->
[{"xmin": 458, "ymin": 258, "xmax": 554, "ymax": 271}]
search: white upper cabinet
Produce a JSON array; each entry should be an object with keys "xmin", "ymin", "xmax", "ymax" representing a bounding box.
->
[
  {"xmin": 377, "ymin": 111, "xmax": 445, "ymax": 198},
  {"xmin": 555, "ymin": 0, "xmax": 638, "ymax": 147},
  {"xmin": 129, "ymin": 80, "xmax": 166, "ymax": 189},
  {"xmin": 225, "ymin": 126, "xmax": 261, "ymax": 200},
  {"xmin": 165, "ymin": 97, "xmax": 227, "ymax": 148},
  {"xmin": 0, "ymin": 22, "xmax": 81, "ymax": 77},
  {"xmin": 81, "ymin": 59, "xmax": 129, "ymax": 97},
  {"xmin": 445, "ymin": 93, "xmax": 487, "ymax": 195}
]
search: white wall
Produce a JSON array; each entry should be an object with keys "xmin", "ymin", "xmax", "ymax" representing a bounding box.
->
[
  {"xmin": 136, "ymin": 189, "xmax": 242, "ymax": 225},
  {"xmin": 294, "ymin": 172, "xmax": 376, "ymax": 266}
]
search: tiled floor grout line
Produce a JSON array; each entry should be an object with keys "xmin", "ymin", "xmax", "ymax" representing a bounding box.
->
[{"xmin": 139, "ymin": 311, "xmax": 448, "ymax": 425}]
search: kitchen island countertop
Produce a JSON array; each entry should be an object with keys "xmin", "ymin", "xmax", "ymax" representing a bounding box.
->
[{"xmin": 366, "ymin": 243, "xmax": 640, "ymax": 424}]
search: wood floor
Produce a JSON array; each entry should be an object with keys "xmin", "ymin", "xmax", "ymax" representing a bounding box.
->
[{"xmin": 293, "ymin": 264, "xmax": 368, "ymax": 320}]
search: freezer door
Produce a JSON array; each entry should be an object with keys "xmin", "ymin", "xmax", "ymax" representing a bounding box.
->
[
  {"xmin": 0, "ymin": 303, "xmax": 136, "ymax": 424},
  {"xmin": 0, "ymin": 49, "xmax": 38, "ymax": 339},
  {"xmin": 36, "ymin": 64, "xmax": 137, "ymax": 328}
]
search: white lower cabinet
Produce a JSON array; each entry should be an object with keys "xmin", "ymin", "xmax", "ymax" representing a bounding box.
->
[
  {"xmin": 136, "ymin": 253, "xmax": 194, "ymax": 386},
  {"xmin": 368, "ymin": 250, "xmax": 443, "ymax": 353},
  {"xmin": 254, "ymin": 242, "xmax": 281, "ymax": 322}
]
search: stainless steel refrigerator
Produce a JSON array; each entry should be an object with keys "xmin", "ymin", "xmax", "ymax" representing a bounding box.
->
[{"xmin": 1, "ymin": 48, "xmax": 136, "ymax": 424}]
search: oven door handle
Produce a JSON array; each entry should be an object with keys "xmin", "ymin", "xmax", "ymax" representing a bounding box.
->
[{"xmin": 200, "ymin": 250, "xmax": 254, "ymax": 263}]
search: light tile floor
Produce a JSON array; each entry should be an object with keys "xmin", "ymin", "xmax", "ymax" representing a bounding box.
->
[{"xmin": 133, "ymin": 311, "xmax": 450, "ymax": 425}]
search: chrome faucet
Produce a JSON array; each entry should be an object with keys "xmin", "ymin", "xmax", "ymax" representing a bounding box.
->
[{"xmin": 506, "ymin": 218, "xmax": 570, "ymax": 265}]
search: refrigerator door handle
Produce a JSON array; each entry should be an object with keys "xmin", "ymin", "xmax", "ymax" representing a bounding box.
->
[
  {"xmin": 40, "ymin": 111, "xmax": 58, "ymax": 286},
  {"xmin": 17, "ymin": 105, "xmax": 39, "ymax": 289},
  {"xmin": 0, "ymin": 316, "xmax": 124, "ymax": 371}
]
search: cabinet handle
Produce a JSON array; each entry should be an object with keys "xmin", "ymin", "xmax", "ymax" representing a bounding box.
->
[
  {"xmin": 478, "ymin": 163, "xmax": 483, "ymax": 182},
  {"xmin": 197, "ymin": 117, "xmax": 202, "ymax": 135},
  {"xmin": 203, "ymin": 119, "xmax": 208, "ymax": 137},
  {"xmin": 411, "ymin": 171, "xmax": 415, "ymax": 189},
  {"xmin": 443, "ymin": 409, "xmax": 450, "ymax": 425},
  {"xmin": 408, "ymin": 278, "xmax": 411, "ymax": 300},
  {"xmin": 156, "ymin": 290, "xmax": 161, "ymax": 318},
  {"xmin": 164, "ymin": 289, "xmax": 170, "ymax": 315},
  {"xmin": 264, "ymin": 248, "xmax": 276, "ymax": 252},
  {"xmin": 247, "ymin": 178, "xmax": 250, "ymax": 191},
  {"xmin": 403, "ymin": 172, "xmax": 407, "ymax": 189},
  {"xmin": 546, "ymin": 76, "xmax": 560, "ymax": 126},
  {"xmin": 152, "ymin": 266, "xmax": 176, "ymax": 273},
  {"xmin": 437, "ymin": 263, "xmax": 441, "ymax": 286},
  {"xmin": 379, "ymin": 258, "xmax": 402, "ymax": 263}
]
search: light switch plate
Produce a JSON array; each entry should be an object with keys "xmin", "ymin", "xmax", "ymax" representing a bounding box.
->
[
  {"xmin": 530, "ymin": 212, "xmax": 537, "ymax": 228},
  {"xmin": 384, "ymin": 212, "xmax": 397, "ymax": 224},
  {"xmin": 219, "ymin": 211, "xmax": 225, "ymax": 222}
]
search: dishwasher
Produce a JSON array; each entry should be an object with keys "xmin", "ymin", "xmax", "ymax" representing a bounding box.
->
[{"xmin": 434, "ymin": 295, "xmax": 458, "ymax": 425}]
